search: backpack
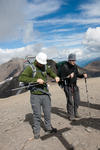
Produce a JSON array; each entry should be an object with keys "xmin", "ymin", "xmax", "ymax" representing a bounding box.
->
[
  {"xmin": 19, "ymin": 56, "xmax": 36, "ymax": 87},
  {"xmin": 56, "ymin": 61, "xmax": 67, "ymax": 77},
  {"xmin": 19, "ymin": 56, "xmax": 47, "ymax": 87},
  {"xmin": 24, "ymin": 56, "xmax": 36, "ymax": 76},
  {"xmin": 56, "ymin": 61, "xmax": 67, "ymax": 88}
]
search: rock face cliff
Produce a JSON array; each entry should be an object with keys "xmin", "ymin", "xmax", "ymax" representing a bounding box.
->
[
  {"xmin": 0, "ymin": 58, "xmax": 24, "ymax": 82},
  {"xmin": 0, "ymin": 58, "xmax": 100, "ymax": 98}
]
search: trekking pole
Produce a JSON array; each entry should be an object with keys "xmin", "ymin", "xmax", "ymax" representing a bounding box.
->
[
  {"xmin": 84, "ymin": 78, "xmax": 91, "ymax": 117},
  {"xmin": 10, "ymin": 81, "xmax": 52, "ymax": 95},
  {"xmin": 9, "ymin": 82, "xmax": 39, "ymax": 92}
]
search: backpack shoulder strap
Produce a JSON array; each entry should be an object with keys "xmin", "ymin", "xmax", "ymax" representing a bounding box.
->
[{"xmin": 29, "ymin": 63, "xmax": 36, "ymax": 77}]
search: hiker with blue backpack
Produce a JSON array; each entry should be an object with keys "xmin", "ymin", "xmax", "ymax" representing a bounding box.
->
[
  {"xmin": 19, "ymin": 52, "xmax": 60, "ymax": 139},
  {"xmin": 59, "ymin": 53, "xmax": 87, "ymax": 121}
]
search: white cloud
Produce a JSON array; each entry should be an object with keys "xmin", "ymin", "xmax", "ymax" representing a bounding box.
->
[
  {"xmin": 27, "ymin": 0, "xmax": 63, "ymax": 19},
  {"xmin": 0, "ymin": 0, "xmax": 100, "ymax": 63},
  {"xmin": 51, "ymin": 28, "xmax": 74, "ymax": 33},
  {"xmin": 83, "ymin": 27, "xmax": 100, "ymax": 53},
  {"xmin": 79, "ymin": 0, "xmax": 100, "ymax": 17},
  {"xmin": 0, "ymin": 0, "xmax": 62, "ymax": 42},
  {"xmin": 39, "ymin": 32, "xmax": 84, "ymax": 48},
  {"xmin": 0, "ymin": 44, "xmax": 43, "ymax": 64},
  {"xmin": 23, "ymin": 22, "xmax": 40, "ymax": 43},
  {"xmin": 0, "ymin": 0, "xmax": 26, "ymax": 41},
  {"xmin": 58, "ymin": 48, "xmax": 83, "ymax": 60},
  {"xmin": 34, "ymin": 0, "xmax": 100, "ymax": 27},
  {"xmin": 42, "ymin": 47, "xmax": 59, "ymax": 59},
  {"xmin": 0, "ymin": 44, "xmax": 60, "ymax": 64},
  {"xmin": 34, "ymin": 14, "xmax": 100, "ymax": 27},
  {"xmin": 0, "ymin": 43, "xmax": 84, "ymax": 64}
]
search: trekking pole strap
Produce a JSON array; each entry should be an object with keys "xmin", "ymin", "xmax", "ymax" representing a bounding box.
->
[{"xmin": 31, "ymin": 87, "xmax": 51, "ymax": 96}]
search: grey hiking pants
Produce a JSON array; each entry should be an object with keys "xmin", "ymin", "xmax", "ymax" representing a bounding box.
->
[
  {"xmin": 64, "ymin": 85, "xmax": 80, "ymax": 116},
  {"xmin": 30, "ymin": 94, "xmax": 51, "ymax": 135}
]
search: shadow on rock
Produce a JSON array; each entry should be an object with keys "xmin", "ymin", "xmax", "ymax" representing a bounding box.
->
[
  {"xmin": 24, "ymin": 113, "xmax": 34, "ymax": 129},
  {"xmin": 51, "ymin": 107, "xmax": 68, "ymax": 120},
  {"xmin": 70, "ymin": 117, "xmax": 100, "ymax": 130},
  {"xmin": 80, "ymin": 101, "xmax": 100, "ymax": 110},
  {"xmin": 41, "ymin": 127, "xmax": 74, "ymax": 150}
]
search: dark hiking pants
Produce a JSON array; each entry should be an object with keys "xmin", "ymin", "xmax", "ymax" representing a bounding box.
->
[
  {"xmin": 30, "ymin": 94, "xmax": 51, "ymax": 135},
  {"xmin": 64, "ymin": 85, "xmax": 80, "ymax": 116}
]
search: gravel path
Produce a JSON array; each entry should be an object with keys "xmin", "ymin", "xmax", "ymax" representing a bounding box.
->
[{"xmin": 0, "ymin": 77, "xmax": 100, "ymax": 150}]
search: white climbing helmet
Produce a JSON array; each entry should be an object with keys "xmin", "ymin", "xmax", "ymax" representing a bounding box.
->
[{"xmin": 36, "ymin": 52, "xmax": 47, "ymax": 65}]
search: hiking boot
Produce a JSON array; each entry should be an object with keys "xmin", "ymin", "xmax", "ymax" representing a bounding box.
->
[
  {"xmin": 34, "ymin": 134, "xmax": 40, "ymax": 139},
  {"xmin": 46, "ymin": 127, "xmax": 57, "ymax": 133},
  {"xmin": 74, "ymin": 112, "xmax": 80, "ymax": 118},
  {"xmin": 68, "ymin": 116, "xmax": 75, "ymax": 121}
]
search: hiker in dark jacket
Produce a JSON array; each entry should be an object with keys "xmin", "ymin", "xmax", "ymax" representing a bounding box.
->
[
  {"xmin": 19, "ymin": 52, "xmax": 60, "ymax": 139},
  {"xmin": 60, "ymin": 53, "xmax": 87, "ymax": 121}
]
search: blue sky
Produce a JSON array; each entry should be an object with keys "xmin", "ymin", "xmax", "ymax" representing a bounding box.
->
[{"xmin": 0, "ymin": 0, "xmax": 100, "ymax": 64}]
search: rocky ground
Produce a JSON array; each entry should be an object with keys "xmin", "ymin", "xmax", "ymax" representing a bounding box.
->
[{"xmin": 0, "ymin": 77, "xmax": 100, "ymax": 150}]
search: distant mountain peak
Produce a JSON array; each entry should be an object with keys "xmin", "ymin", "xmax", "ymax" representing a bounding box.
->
[{"xmin": 84, "ymin": 60, "xmax": 100, "ymax": 71}]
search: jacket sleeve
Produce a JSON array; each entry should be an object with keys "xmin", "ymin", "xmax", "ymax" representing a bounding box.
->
[
  {"xmin": 47, "ymin": 66, "xmax": 57, "ymax": 78},
  {"xmin": 19, "ymin": 66, "xmax": 37, "ymax": 83},
  {"xmin": 76, "ymin": 66, "xmax": 84, "ymax": 78}
]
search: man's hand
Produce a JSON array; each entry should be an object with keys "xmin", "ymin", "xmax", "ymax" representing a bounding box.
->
[
  {"xmin": 37, "ymin": 79, "xmax": 44, "ymax": 84},
  {"xmin": 69, "ymin": 72, "xmax": 74, "ymax": 78},
  {"xmin": 83, "ymin": 73, "xmax": 87, "ymax": 78},
  {"xmin": 55, "ymin": 77, "xmax": 60, "ymax": 83}
]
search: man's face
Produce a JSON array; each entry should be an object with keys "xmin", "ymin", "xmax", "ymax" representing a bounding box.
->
[
  {"xmin": 37, "ymin": 62, "xmax": 44, "ymax": 67},
  {"xmin": 69, "ymin": 60, "xmax": 76, "ymax": 66}
]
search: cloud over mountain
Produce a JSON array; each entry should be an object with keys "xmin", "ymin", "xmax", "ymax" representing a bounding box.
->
[{"xmin": 82, "ymin": 27, "xmax": 100, "ymax": 58}]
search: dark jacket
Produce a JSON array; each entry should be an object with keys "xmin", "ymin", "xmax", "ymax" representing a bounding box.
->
[{"xmin": 60, "ymin": 61, "xmax": 84, "ymax": 85}]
